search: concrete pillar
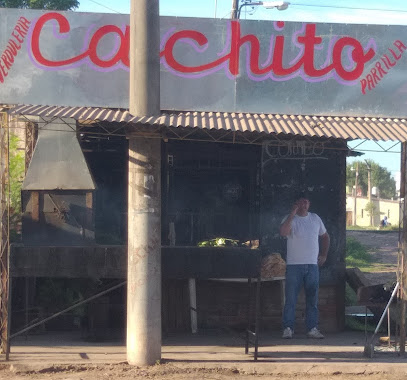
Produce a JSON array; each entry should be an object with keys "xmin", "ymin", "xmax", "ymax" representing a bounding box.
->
[
  {"xmin": 129, "ymin": 0, "xmax": 160, "ymax": 116},
  {"xmin": 128, "ymin": 0, "xmax": 161, "ymax": 366},
  {"xmin": 127, "ymin": 137, "xmax": 161, "ymax": 365}
]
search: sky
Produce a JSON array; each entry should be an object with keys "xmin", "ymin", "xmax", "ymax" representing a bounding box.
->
[
  {"xmin": 74, "ymin": 0, "xmax": 407, "ymax": 180},
  {"xmin": 75, "ymin": 0, "xmax": 407, "ymax": 25}
]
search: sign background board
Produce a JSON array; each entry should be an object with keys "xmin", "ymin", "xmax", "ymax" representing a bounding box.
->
[{"xmin": 1, "ymin": 9, "xmax": 407, "ymax": 118}]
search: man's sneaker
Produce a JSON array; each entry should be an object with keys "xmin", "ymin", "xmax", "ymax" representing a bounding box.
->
[
  {"xmin": 282, "ymin": 327, "xmax": 293, "ymax": 339},
  {"xmin": 307, "ymin": 327, "xmax": 324, "ymax": 339}
]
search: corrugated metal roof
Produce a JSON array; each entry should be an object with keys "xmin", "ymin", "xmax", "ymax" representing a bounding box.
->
[{"xmin": 9, "ymin": 104, "xmax": 407, "ymax": 142}]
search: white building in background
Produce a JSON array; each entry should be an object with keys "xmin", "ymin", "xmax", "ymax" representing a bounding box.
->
[{"xmin": 346, "ymin": 195, "xmax": 401, "ymax": 227}]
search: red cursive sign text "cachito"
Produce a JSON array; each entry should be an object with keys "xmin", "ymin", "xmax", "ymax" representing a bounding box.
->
[{"xmin": 30, "ymin": 12, "xmax": 375, "ymax": 82}]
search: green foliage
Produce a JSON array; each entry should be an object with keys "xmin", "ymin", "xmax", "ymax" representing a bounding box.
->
[
  {"xmin": 0, "ymin": 0, "xmax": 78, "ymax": 10},
  {"xmin": 381, "ymin": 224, "xmax": 400, "ymax": 231},
  {"xmin": 347, "ymin": 225, "xmax": 399, "ymax": 232},
  {"xmin": 346, "ymin": 237, "xmax": 372, "ymax": 268},
  {"xmin": 364, "ymin": 201, "xmax": 379, "ymax": 222},
  {"xmin": 9, "ymin": 134, "xmax": 25, "ymax": 241},
  {"xmin": 346, "ymin": 225, "xmax": 375, "ymax": 231},
  {"xmin": 346, "ymin": 160, "xmax": 396, "ymax": 199}
]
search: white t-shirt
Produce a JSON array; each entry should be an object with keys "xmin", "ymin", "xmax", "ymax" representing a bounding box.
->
[{"xmin": 282, "ymin": 212, "xmax": 327, "ymax": 265}]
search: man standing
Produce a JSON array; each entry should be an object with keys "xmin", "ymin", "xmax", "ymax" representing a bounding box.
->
[{"xmin": 279, "ymin": 196, "xmax": 330, "ymax": 339}]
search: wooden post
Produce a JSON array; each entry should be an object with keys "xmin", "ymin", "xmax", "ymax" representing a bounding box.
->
[
  {"xmin": 352, "ymin": 162, "xmax": 359, "ymax": 226},
  {"xmin": 0, "ymin": 112, "xmax": 10, "ymax": 358},
  {"xmin": 85, "ymin": 192, "xmax": 93, "ymax": 234},
  {"xmin": 366, "ymin": 161, "xmax": 372, "ymax": 226},
  {"xmin": 399, "ymin": 142, "xmax": 406, "ymax": 355},
  {"xmin": 231, "ymin": 0, "xmax": 239, "ymax": 18},
  {"xmin": 31, "ymin": 192, "xmax": 39, "ymax": 222}
]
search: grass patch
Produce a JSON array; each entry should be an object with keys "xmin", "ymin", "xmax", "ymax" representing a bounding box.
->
[
  {"xmin": 347, "ymin": 225, "xmax": 376, "ymax": 231},
  {"xmin": 380, "ymin": 225, "xmax": 400, "ymax": 232},
  {"xmin": 347, "ymin": 225, "xmax": 400, "ymax": 232},
  {"xmin": 346, "ymin": 237, "xmax": 372, "ymax": 268}
]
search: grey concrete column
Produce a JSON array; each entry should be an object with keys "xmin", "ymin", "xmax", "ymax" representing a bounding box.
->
[
  {"xmin": 128, "ymin": 0, "xmax": 161, "ymax": 366},
  {"xmin": 130, "ymin": 0, "xmax": 160, "ymax": 116},
  {"xmin": 127, "ymin": 136, "xmax": 161, "ymax": 365}
]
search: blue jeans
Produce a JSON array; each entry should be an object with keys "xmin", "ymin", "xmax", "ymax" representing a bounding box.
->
[{"xmin": 283, "ymin": 264, "xmax": 319, "ymax": 331}]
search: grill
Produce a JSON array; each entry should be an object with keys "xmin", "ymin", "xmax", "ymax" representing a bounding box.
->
[{"xmin": 22, "ymin": 119, "xmax": 96, "ymax": 246}]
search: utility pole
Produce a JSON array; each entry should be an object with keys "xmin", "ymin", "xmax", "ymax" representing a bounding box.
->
[
  {"xmin": 231, "ymin": 0, "xmax": 239, "ymax": 19},
  {"xmin": 352, "ymin": 162, "xmax": 359, "ymax": 226},
  {"xmin": 128, "ymin": 0, "xmax": 161, "ymax": 366},
  {"xmin": 365, "ymin": 160, "xmax": 372, "ymax": 226}
]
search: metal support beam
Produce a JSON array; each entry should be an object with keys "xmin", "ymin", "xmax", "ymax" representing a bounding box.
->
[{"xmin": 0, "ymin": 112, "xmax": 10, "ymax": 359}]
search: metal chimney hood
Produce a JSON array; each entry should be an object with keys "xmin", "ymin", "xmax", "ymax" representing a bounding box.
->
[{"xmin": 22, "ymin": 118, "xmax": 96, "ymax": 191}]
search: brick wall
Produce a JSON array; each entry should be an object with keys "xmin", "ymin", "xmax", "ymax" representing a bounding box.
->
[{"xmin": 176, "ymin": 280, "xmax": 345, "ymax": 334}]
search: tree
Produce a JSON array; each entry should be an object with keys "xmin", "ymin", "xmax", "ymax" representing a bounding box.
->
[
  {"xmin": 0, "ymin": 0, "xmax": 78, "ymax": 10},
  {"xmin": 9, "ymin": 134, "xmax": 25, "ymax": 241},
  {"xmin": 346, "ymin": 160, "xmax": 396, "ymax": 199},
  {"xmin": 364, "ymin": 201, "xmax": 378, "ymax": 225}
]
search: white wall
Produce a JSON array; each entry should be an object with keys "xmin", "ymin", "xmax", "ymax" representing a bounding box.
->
[{"xmin": 346, "ymin": 196, "xmax": 401, "ymax": 227}]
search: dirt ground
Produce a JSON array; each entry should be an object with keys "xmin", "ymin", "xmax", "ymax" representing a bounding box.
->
[
  {"xmin": 2, "ymin": 362, "xmax": 407, "ymax": 380},
  {"xmin": 0, "ymin": 231, "xmax": 404, "ymax": 380},
  {"xmin": 0, "ymin": 367, "xmax": 399, "ymax": 380},
  {"xmin": 346, "ymin": 230, "xmax": 399, "ymax": 285}
]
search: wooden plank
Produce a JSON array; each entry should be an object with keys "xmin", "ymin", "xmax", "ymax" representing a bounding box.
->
[
  {"xmin": 346, "ymin": 267, "xmax": 372, "ymax": 293},
  {"xmin": 85, "ymin": 192, "xmax": 93, "ymax": 229},
  {"xmin": 31, "ymin": 192, "xmax": 39, "ymax": 222}
]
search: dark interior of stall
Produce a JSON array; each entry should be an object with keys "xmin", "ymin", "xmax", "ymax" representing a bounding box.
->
[
  {"xmin": 163, "ymin": 140, "xmax": 261, "ymax": 246},
  {"xmin": 13, "ymin": 136, "xmax": 265, "ymax": 336},
  {"xmin": 13, "ymin": 134, "xmax": 346, "ymax": 337},
  {"xmin": 260, "ymin": 140, "xmax": 347, "ymax": 269},
  {"xmin": 81, "ymin": 132, "xmax": 128, "ymax": 245}
]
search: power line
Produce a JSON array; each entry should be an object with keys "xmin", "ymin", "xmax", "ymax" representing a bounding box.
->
[
  {"xmin": 83, "ymin": 0, "xmax": 123, "ymax": 14},
  {"xmin": 79, "ymin": 0, "xmax": 407, "ymax": 17},
  {"xmin": 290, "ymin": 2, "xmax": 407, "ymax": 14}
]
